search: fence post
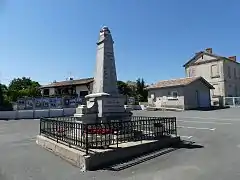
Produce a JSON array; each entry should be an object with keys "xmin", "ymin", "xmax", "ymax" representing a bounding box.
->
[
  {"xmin": 85, "ymin": 124, "xmax": 89, "ymax": 155},
  {"xmin": 233, "ymin": 97, "xmax": 236, "ymax": 107},
  {"xmin": 116, "ymin": 125, "xmax": 119, "ymax": 148},
  {"xmin": 39, "ymin": 118, "xmax": 42, "ymax": 135},
  {"xmin": 33, "ymin": 97, "xmax": 35, "ymax": 119},
  {"xmin": 174, "ymin": 117, "xmax": 177, "ymax": 136},
  {"xmin": 56, "ymin": 120, "xmax": 59, "ymax": 143}
]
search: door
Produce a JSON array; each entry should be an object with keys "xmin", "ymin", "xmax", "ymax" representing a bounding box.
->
[
  {"xmin": 198, "ymin": 91, "xmax": 210, "ymax": 108},
  {"xmin": 195, "ymin": 90, "xmax": 199, "ymax": 107}
]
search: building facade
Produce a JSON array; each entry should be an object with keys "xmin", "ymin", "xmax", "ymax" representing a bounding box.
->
[
  {"xmin": 183, "ymin": 48, "xmax": 240, "ymax": 105},
  {"xmin": 40, "ymin": 77, "xmax": 94, "ymax": 98},
  {"xmin": 147, "ymin": 77, "xmax": 213, "ymax": 110}
]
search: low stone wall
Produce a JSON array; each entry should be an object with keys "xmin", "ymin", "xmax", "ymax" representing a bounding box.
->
[
  {"xmin": 124, "ymin": 105, "xmax": 146, "ymax": 111},
  {"xmin": 0, "ymin": 108, "xmax": 76, "ymax": 119},
  {"xmin": 36, "ymin": 135, "xmax": 180, "ymax": 171}
]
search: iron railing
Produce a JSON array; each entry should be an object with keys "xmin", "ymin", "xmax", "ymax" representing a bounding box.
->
[
  {"xmin": 224, "ymin": 97, "xmax": 240, "ymax": 107},
  {"xmin": 40, "ymin": 116, "xmax": 177, "ymax": 154}
]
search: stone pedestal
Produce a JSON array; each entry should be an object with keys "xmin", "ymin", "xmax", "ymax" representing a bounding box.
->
[
  {"xmin": 74, "ymin": 97, "xmax": 98, "ymax": 124},
  {"xmin": 85, "ymin": 92, "xmax": 132, "ymax": 122}
]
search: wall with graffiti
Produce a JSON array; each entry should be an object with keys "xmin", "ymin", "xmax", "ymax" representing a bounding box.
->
[
  {"xmin": 15, "ymin": 96, "xmax": 135, "ymax": 110},
  {"xmin": 16, "ymin": 97, "xmax": 83, "ymax": 110}
]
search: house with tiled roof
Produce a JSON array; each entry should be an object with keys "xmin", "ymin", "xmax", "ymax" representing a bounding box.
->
[
  {"xmin": 39, "ymin": 77, "xmax": 94, "ymax": 98},
  {"xmin": 184, "ymin": 48, "xmax": 240, "ymax": 106},
  {"xmin": 147, "ymin": 76, "xmax": 214, "ymax": 110}
]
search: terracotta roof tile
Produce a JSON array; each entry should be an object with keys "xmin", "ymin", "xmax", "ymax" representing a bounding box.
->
[
  {"xmin": 40, "ymin": 77, "xmax": 94, "ymax": 88},
  {"xmin": 147, "ymin": 77, "xmax": 212, "ymax": 89}
]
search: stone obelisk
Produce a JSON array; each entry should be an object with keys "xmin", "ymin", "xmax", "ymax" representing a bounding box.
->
[
  {"xmin": 84, "ymin": 26, "xmax": 132, "ymax": 122},
  {"xmin": 92, "ymin": 26, "xmax": 119, "ymax": 95}
]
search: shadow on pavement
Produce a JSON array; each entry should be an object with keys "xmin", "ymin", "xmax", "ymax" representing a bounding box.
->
[
  {"xmin": 100, "ymin": 140, "xmax": 204, "ymax": 171},
  {"xmin": 172, "ymin": 140, "xmax": 204, "ymax": 149},
  {"xmin": 189, "ymin": 106, "xmax": 230, "ymax": 111}
]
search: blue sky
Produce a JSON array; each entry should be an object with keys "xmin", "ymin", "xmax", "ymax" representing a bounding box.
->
[{"xmin": 1, "ymin": 0, "xmax": 240, "ymax": 85}]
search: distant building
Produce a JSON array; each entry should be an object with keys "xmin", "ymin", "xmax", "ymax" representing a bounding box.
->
[
  {"xmin": 40, "ymin": 77, "xmax": 94, "ymax": 98},
  {"xmin": 183, "ymin": 48, "xmax": 240, "ymax": 105},
  {"xmin": 147, "ymin": 77, "xmax": 214, "ymax": 110}
]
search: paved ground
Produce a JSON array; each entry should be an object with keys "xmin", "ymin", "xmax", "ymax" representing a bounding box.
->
[{"xmin": 1, "ymin": 108, "xmax": 240, "ymax": 179}]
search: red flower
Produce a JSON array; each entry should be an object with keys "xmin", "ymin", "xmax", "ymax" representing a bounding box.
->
[{"xmin": 85, "ymin": 127, "xmax": 113, "ymax": 135}]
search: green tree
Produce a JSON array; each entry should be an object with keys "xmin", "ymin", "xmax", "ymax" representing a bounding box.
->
[
  {"xmin": 8, "ymin": 77, "xmax": 41, "ymax": 102},
  {"xmin": 117, "ymin": 81, "xmax": 132, "ymax": 95},
  {"xmin": 136, "ymin": 78, "xmax": 148, "ymax": 102},
  {"xmin": 0, "ymin": 83, "xmax": 13, "ymax": 110},
  {"xmin": 0, "ymin": 84, "xmax": 3, "ymax": 106}
]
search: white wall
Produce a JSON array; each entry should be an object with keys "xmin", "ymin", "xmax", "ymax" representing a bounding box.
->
[
  {"xmin": 0, "ymin": 106, "xmax": 140, "ymax": 119},
  {"xmin": 0, "ymin": 108, "xmax": 76, "ymax": 120},
  {"xmin": 223, "ymin": 60, "xmax": 240, "ymax": 97},
  {"xmin": 49, "ymin": 88, "xmax": 55, "ymax": 96},
  {"xmin": 148, "ymin": 87, "xmax": 185, "ymax": 109},
  {"xmin": 186, "ymin": 55, "xmax": 240, "ymax": 98},
  {"xmin": 76, "ymin": 85, "xmax": 91, "ymax": 96},
  {"xmin": 186, "ymin": 59, "xmax": 224, "ymax": 96}
]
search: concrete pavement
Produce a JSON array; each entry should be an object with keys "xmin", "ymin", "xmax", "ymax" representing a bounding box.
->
[{"xmin": 0, "ymin": 108, "xmax": 240, "ymax": 179}]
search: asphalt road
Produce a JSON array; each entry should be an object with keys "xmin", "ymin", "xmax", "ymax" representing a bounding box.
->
[{"xmin": 1, "ymin": 108, "xmax": 240, "ymax": 180}]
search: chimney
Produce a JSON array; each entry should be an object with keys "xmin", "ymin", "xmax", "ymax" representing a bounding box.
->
[
  {"xmin": 229, "ymin": 56, "xmax": 237, "ymax": 61},
  {"xmin": 205, "ymin": 48, "xmax": 212, "ymax": 54}
]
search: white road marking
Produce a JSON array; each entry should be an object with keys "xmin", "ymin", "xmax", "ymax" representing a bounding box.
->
[
  {"xmin": 177, "ymin": 119, "xmax": 232, "ymax": 125},
  {"xmin": 180, "ymin": 135, "xmax": 193, "ymax": 139},
  {"xmin": 181, "ymin": 116, "xmax": 240, "ymax": 122},
  {"xmin": 178, "ymin": 126, "xmax": 216, "ymax": 131}
]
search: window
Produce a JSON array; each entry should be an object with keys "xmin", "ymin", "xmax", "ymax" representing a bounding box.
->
[
  {"xmin": 228, "ymin": 66, "xmax": 231, "ymax": 78},
  {"xmin": 80, "ymin": 91, "xmax": 89, "ymax": 97},
  {"xmin": 172, "ymin": 91, "xmax": 178, "ymax": 98},
  {"xmin": 43, "ymin": 89, "xmax": 50, "ymax": 96},
  {"xmin": 186, "ymin": 69, "xmax": 190, "ymax": 77},
  {"xmin": 189, "ymin": 67, "xmax": 196, "ymax": 77},
  {"xmin": 234, "ymin": 68, "xmax": 237, "ymax": 79},
  {"xmin": 168, "ymin": 91, "xmax": 178, "ymax": 99},
  {"xmin": 211, "ymin": 64, "xmax": 219, "ymax": 78}
]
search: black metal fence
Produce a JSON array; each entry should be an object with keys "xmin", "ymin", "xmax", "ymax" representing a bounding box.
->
[{"xmin": 40, "ymin": 116, "xmax": 177, "ymax": 154}]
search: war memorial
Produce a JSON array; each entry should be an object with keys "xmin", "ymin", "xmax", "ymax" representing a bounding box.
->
[{"xmin": 36, "ymin": 26, "xmax": 179, "ymax": 171}]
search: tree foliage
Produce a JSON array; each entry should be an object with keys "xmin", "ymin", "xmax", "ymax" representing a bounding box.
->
[
  {"xmin": 117, "ymin": 81, "xmax": 132, "ymax": 96},
  {"xmin": 117, "ymin": 78, "xmax": 148, "ymax": 104},
  {"xmin": 0, "ymin": 84, "xmax": 12, "ymax": 110},
  {"xmin": 7, "ymin": 77, "xmax": 41, "ymax": 102},
  {"xmin": 136, "ymin": 78, "xmax": 148, "ymax": 102},
  {"xmin": 0, "ymin": 84, "xmax": 3, "ymax": 106}
]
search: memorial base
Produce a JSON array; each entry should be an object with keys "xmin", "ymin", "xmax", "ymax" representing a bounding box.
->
[{"xmin": 74, "ymin": 105, "xmax": 98, "ymax": 123}]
